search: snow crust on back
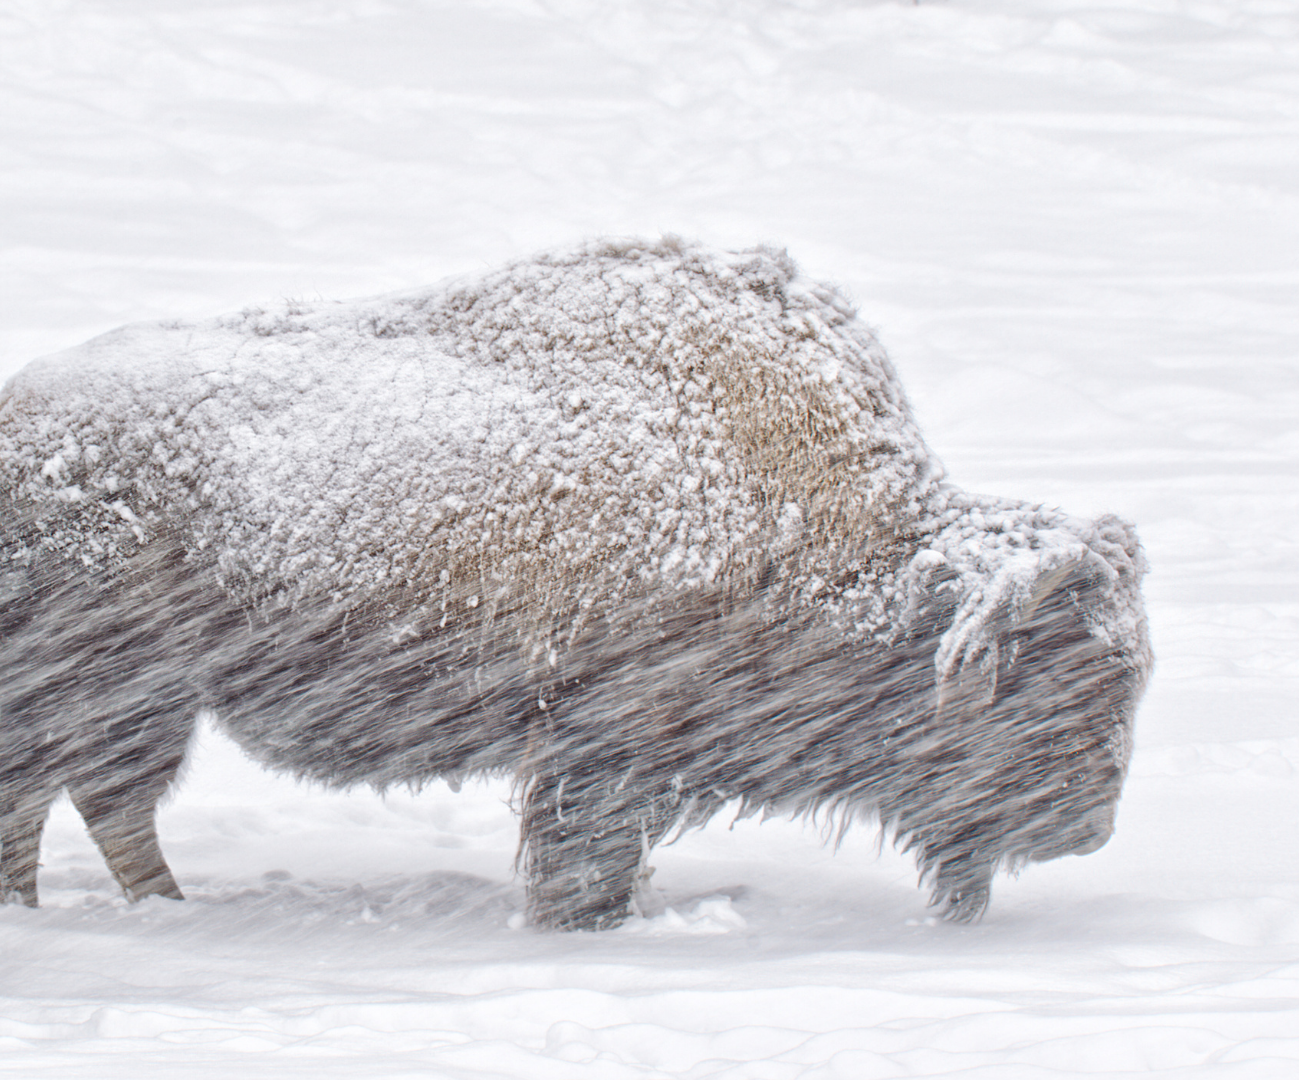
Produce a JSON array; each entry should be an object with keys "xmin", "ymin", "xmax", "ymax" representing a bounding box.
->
[
  {"xmin": 0, "ymin": 242, "xmax": 924, "ymax": 612},
  {"xmin": 0, "ymin": 237, "xmax": 1145, "ymax": 679}
]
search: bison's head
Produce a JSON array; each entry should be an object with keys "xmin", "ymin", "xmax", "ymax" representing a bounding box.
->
[
  {"xmin": 907, "ymin": 519, "xmax": 1150, "ymax": 920},
  {"xmin": 1001, "ymin": 578, "xmax": 1143, "ymax": 864}
]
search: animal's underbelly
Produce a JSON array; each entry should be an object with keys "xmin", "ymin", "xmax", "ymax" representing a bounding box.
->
[{"xmin": 206, "ymin": 602, "xmax": 540, "ymax": 786}]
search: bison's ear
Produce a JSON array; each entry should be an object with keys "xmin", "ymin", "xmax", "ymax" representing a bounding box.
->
[
  {"xmin": 898, "ymin": 555, "xmax": 961, "ymax": 646},
  {"xmin": 895, "ymin": 554, "xmax": 995, "ymax": 720},
  {"xmin": 932, "ymin": 556, "xmax": 1093, "ymax": 721}
]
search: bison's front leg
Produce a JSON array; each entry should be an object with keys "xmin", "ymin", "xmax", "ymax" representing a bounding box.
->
[
  {"xmin": 0, "ymin": 789, "xmax": 57, "ymax": 907},
  {"xmin": 521, "ymin": 761, "xmax": 662, "ymax": 931},
  {"xmin": 68, "ymin": 782, "xmax": 183, "ymax": 903}
]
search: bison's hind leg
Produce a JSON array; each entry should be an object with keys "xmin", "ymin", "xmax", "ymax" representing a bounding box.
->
[
  {"xmin": 0, "ymin": 789, "xmax": 59, "ymax": 907},
  {"xmin": 68, "ymin": 781, "xmax": 183, "ymax": 903},
  {"xmin": 2, "ymin": 784, "xmax": 182, "ymax": 906}
]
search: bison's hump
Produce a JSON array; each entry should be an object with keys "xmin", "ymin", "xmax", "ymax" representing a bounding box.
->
[{"xmin": 0, "ymin": 238, "xmax": 941, "ymax": 626}]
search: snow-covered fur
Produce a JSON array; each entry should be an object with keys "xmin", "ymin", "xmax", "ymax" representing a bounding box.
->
[{"xmin": 0, "ymin": 238, "xmax": 1151, "ymax": 927}]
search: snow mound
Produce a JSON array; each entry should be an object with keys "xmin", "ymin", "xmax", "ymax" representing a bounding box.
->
[{"xmin": 618, "ymin": 895, "xmax": 749, "ymax": 937}]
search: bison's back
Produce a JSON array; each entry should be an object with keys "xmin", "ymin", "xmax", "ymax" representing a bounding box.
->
[{"xmin": 0, "ymin": 240, "xmax": 939, "ymax": 634}]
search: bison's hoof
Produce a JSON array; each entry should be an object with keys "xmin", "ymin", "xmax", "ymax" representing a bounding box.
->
[
  {"xmin": 528, "ymin": 892, "xmax": 632, "ymax": 932},
  {"xmin": 530, "ymin": 905, "xmax": 632, "ymax": 932},
  {"xmin": 122, "ymin": 875, "xmax": 186, "ymax": 904},
  {"xmin": 2, "ymin": 888, "xmax": 39, "ymax": 908}
]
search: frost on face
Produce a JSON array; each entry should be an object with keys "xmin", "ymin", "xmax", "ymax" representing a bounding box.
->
[{"xmin": 0, "ymin": 238, "xmax": 1151, "ymax": 929}]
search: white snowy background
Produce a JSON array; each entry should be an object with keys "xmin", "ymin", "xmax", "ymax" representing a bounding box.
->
[{"xmin": 2, "ymin": 0, "xmax": 1297, "ymax": 1076}]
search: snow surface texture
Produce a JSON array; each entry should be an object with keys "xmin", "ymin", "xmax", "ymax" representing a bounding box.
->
[{"xmin": 1, "ymin": 0, "xmax": 1297, "ymax": 1077}]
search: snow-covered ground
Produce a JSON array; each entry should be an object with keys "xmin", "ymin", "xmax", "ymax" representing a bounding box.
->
[{"xmin": 2, "ymin": 0, "xmax": 1297, "ymax": 1076}]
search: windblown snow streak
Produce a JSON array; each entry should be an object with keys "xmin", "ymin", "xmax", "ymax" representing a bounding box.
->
[{"xmin": 0, "ymin": 238, "xmax": 1150, "ymax": 928}]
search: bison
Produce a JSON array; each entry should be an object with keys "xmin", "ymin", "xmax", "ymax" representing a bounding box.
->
[{"xmin": 0, "ymin": 238, "xmax": 1150, "ymax": 928}]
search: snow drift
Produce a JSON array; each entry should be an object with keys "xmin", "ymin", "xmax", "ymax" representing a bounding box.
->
[{"xmin": 0, "ymin": 238, "xmax": 1150, "ymax": 928}]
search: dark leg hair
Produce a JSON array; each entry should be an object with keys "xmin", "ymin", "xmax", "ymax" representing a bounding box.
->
[
  {"xmin": 0, "ymin": 788, "xmax": 58, "ymax": 907},
  {"xmin": 67, "ymin": 781, "xmax": 183, "ymax": 902},
  {"xmin": 521, "ymin": 757, "xmax": 663, "ymax": 931}
]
